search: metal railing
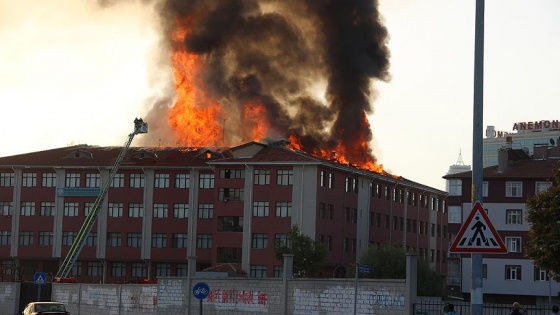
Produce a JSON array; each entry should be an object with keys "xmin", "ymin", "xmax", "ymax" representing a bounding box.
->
[{"xmin": 414, "ymin": 301, "xmax": 551, "ymax": 315}]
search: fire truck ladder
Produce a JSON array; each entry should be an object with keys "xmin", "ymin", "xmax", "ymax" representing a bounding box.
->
[{"xmin": 55, "ymin": 118, "xmax": 148, "ymax": 280}]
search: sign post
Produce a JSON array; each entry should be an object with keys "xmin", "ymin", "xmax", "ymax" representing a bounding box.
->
[
  {"xmin": 33, "ymin": 272, "xmax": 47, "ymax": 301},
  {"xmin": 193, "ymin": 282, "xmax": 210, "ymax": 315}
]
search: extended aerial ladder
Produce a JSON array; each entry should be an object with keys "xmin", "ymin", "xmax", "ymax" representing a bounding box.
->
[{"xmin": 55, "ymin": 118, "xmax": 148, "ymax": 280}]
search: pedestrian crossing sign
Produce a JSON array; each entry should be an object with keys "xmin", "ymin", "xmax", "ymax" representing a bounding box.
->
[{"xmin": 449, "ymin": 201, "xmax": 507, "ymax": 253}]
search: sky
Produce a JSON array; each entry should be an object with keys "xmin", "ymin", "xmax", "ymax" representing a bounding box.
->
[{"xmin": 0, "ymin": 0, "xmax": 559, "ymax": 191}]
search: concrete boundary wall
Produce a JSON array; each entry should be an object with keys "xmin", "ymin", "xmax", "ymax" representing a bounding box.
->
[{"xmin": 0, "ymin": 282, "xmax": 19, "ymax": 315}]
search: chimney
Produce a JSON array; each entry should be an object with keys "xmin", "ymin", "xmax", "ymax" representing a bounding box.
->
[{"xmin": 497, "ymin": 145, "xmax": 510, "ymax": 173}]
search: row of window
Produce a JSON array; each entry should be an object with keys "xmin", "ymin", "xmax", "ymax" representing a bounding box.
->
[
  {"xmin": 448, "ymin": 208, "xmax": 524, "ymax": 225},
  {"xmin": 370, "ymin": 184, "xmax": 443, "ymax": 210},
  {"xmin": 0, "ymin": 169, "xmax": 295, "ymax": 189},
  {"xmin": 479, "ymin": 264, "xmax": 551, "ymax": 281},
  {"xmin": 448, "ymin": 180, "xmax": 552, "ymax": 197}
]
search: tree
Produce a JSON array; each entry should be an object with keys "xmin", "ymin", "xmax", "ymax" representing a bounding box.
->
[
  {"xmin": 525, "ymin": 170, "xmax": 560, "ymax": 279},
  {"xmin": 274, "ymin": 225, "xmax": 327, "ymax": 277},
  {"xmin": 353, "ymin": 244, "xmax": 443, "ymax": 296}
]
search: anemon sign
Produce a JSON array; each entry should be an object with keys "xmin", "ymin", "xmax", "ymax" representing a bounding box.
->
[{"xmin": 486, "ymin": 120, "xmax": 560, "ymax": 138}]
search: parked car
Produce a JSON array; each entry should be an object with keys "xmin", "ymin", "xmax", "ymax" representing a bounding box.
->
[{"xmin": 21, "ymin": 302, "xmax": 70, "ymax": 315}]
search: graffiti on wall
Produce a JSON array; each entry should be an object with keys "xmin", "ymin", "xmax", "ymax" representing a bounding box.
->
[{"xmin": 206, "ymin": 289, "xmax": 268, "ymax": 313}]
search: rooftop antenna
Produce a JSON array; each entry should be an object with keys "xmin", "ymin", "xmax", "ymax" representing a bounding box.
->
[{"xmin": 455, "ymin": 149, "xmax": 465, "ymax": 166}]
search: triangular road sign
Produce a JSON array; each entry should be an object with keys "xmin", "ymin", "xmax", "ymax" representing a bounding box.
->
[{"xmin": 449, "ymin": 201, "xmax": 507, "ymax": 253}]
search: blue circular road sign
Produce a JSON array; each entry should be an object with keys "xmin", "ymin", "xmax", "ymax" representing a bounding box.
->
[{"xmin": 193, "ymin": 282, "xmax": 210, "ymax": 300}]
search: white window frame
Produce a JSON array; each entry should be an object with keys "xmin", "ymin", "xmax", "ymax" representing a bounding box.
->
[
  {"xmin": 154, "ymin": 173, "xmax": 170, "ymax": 188},
  {"xmin": 64, "ymin": 202, "xmax": 79, "ymax": 217},
  {"xmin": 20, "ymin": 202, "xmax": 35, "ymax": 216},
  {"xmin": 128, "ymin": 203, "xmax": 143, "ymax": 218},
  {"xmin": 65, "ymin": 173, "xmax": 80, "ymax": 188},
  {"xmin": 173, "ymin": 204, "xmax": 189, "ymax": 218},
  {"xmin": 42, "ymin": 173, "xmax": 56, "ymax": 187},
  {"xmin": 506, "ymin": 181, "xmax": 523, "ymax": 197},
  {"xmin": 199, "ymin": 174, "xmax": 214, "ymax": 189},
  {"xmin": 110, "ymin": 173, "xmax": 124, "ymax": 188},
  {"xmin": 22, "ymin": 173, "xmax": 37, "ymax": 187},
  {"xmin": 275, "ymin": 201, "xmax": 291, "ymax": 217},
  {"xmin": 175, "ymin": 173, "xmax": 190, "ymax": 188},
  {"xmin": 108, "ymin": 203, "xmax": 123, "ymax": 218},
  {"xmin": 482, "ymin": 181, "xmax": 489, "ymax": 197},
  {"xmin": 198, "ymin": 204, "xmax": 213, "ymax": 219},
  {"xmin": 277, "ymin": 169, "xmax": 293, "ymax": 186},
  {"xmin": 153, "ymin": 204, "xmax": 168, "ymax": 218},
  {"xmin": 535, "ymin": 181, "xmax": 552, "ymax": 194},
  {"xmin": 505, "ymin": 237, "xmax": 522, "ymax": 253},
  {"xmin": 40, "ymin": 202, "xmax": 55, "ymax": 216},
  {"xmin": 0, "ymin": 173, "xmax": 14, "ymax": 187},
  {"xmin": 505, "ymin": 265, "xmax": 522, "ymax": 280},
  {"xmin": 254, "ymin": 170, "xmax": 270, "ymax": 185},
  {"xmin": 448, "ymin": 179, "xmax": 462, "ymax": 196},
  {"xmin": 129, "ymin": 173, "xmax": 145, "ymax": 188},
  {"xmin": 85, "ymin": 173, "xmax": 100, "ymax": 188},
  {"xmin": 252, "ymin": 201, "xmax": 269, "ymax": 217},
  {"xmin": 506, "ymin": 209, "xmax": 523, "ymax": 225}
]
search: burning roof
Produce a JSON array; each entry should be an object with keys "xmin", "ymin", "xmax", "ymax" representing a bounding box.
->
[{"xmin": 140, "ymin": 0, "xmax": 390, "ymax": 174}]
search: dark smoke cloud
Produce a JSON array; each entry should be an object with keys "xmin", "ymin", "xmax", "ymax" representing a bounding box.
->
[{"xmin": 145, "ymin": 0, "xmax": 390, "ymax": 164}]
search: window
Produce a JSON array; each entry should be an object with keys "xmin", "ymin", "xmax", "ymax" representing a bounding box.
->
[
  {"xmin": 273, "ymin": 266, "xmax": 283, "ymax": 278},
  {"xmin": 70, "ymin": 262, "xmax": 82, "ymax": 276},
  {"xmin": 0, "ymin": 231, "xmax": 10, "ymax": 245},
  {"xmin": 254, "ymin": 169, "xmax": 270, "ymax": 185},
  {"xmin": 197, "ymin": 234, "xmax": 212, "ymax": 249},
  {"xmin": 128, "ymin": 203, "xmax": 143, "ymax": 218},
  {"xmin": 250, "ymin": 265, "xmax": 267, "ymax": 278},
  {"xmin": 252, "ymin": 201, "xmax": 269, "ymax": 217},
  {"xmin": 156, "ymin": 263, "xmax": 171, "ymax": 277},
  {"xmin": 277, "ymin": 170, "xmax": 293, "ymax": 185},
  {"xmin": 65, "ymin": 173, "xmax": 80, "ymax": 187},
  {"xmin": 85, "ymin": 173, "xmax": 100, "ymax": 188},
  {"xmin": 448, "ymin": 206, "xmax": 461, "ymax": 223},
  {"xmin": 328, "ymin": 204, "xmax": 334, "ymax": 219},
  {"xmin": 40, "ymin": 202, "xmax": 55, "ymax": 216},
  {"xmin": 38, "ymin": 231, "xmax": 53, "ymax": 246},
  {"xmin": 131, "ymin": 262, "xmax": 147, "ymax": 278},
  {"xmin": 152, "ymin": 233, "xmax": 167, "ymax": 248},
  {"xmin": 506, "ymin": 209, "xmax": 523, "ymax": 225},
  {"xmin": 198, "ymin": 204, "xmax": 213, "ymax": 219},
  {"xmin": 110, "ymin": 173, "xmax": 124, "ymax": 188},
  {"xmin": 64, "ymin": 202, "xmax": 79, "ymax": 217},
  {"xmin": 84, "ymin": 202, "xmax": 94, "ymax": 216},
  {"xmin": 448, "ymin": 179, "xmax": 462, "ymax": 196},
  {"xmin": 22, "ymin": 173, "xmax": 37, "ymax": 187},
  {"xmin": 0, "ymin": 173, "xmax": 14, "ymax": 187},
  {"xmin": 535, "ymin": 267, "xmax": 549, "ymax": 281},
  {"xmin": 275, "ymin": 202, "xmax": 291, "ymax": 217},
  {"xmin": 130, "ymin": 173, "xmax": 145, "ymax": 188},
  {"xmin": 482, "ymin": 181, "xmax": 488, "ymax": 197},
  {"xmin": 0, "ymin": 202, "xmax": 12, "ymax": 216},
  {"xmin": 175, "ymin": 173, "xmax": 190, "ymax": 188},
  {"xmin": 326, "ymin": 236, "xmax": 333, "ymax": 251},
  {"xmin": 536, "ymin": 181, "xmax": 552, "ymax": 194},
  {"xmin": 85, "ymin": 233, "xmax": 97, "ymax": 247},
  {"xmin": 107, "ymin": 203, "xmax": 123, "ymax": 218},
  {"xmin": 154, "ymin": 173, "xmax": 170, "ymax": 188},
  {"xmin": 506, "ymin": 181, "xmax": 523, "ymax": 197},
  {"xmin": 62, "ymin": 232, "xmax": 77, "ymax": 246},
  {"xmin": 217, "ymin": 247, "xmax": 242, "ymax": 263},
  {"xmin": 320, "ymin": 171, "xmax": 326, "ymax": 187},
  {"xmin": 251, "ymin": 233, "xmax": 268, "ymax": 249},
  {"xmin": 173, "ymin": 204, "xmax": 188, "ymax": 218},
  {"xmin": 483, "ymin": 264, "xmax": 487, "ymax": 279},
  {"xmin": 199, "ymin": 174, "xmax": 214, "ymax": 188},
  {"xmin": 505, "ymin": 265, "xmax": 522, "ymax": 280},
  {"xmin": 111, "ymin": 262, "xmax": 126, "ymax": 277},
  {"xmin": 176, "ymin": 264, "xmax": 188, "ymax": 277},
  {"xmin": 153, "ymin": 204, "xmax": 168, "ymax": 218},
  {"xmin": 217, "ymin": 216, "xmax": 243, "ymax": 232},
  {"xmin": 220, "ymin": 169, "xmax": 244, "ymax": 179},
  {"xmin": 107, "ymin": 232, "xmax": 121, "ymax": 247},
  {"xmin": 328, "ymin": 173, "xmax": 334, "ymax": 188},
  {"xmin": 42, "ymin": 173, "xmax": 56, "ymax": 187},
  {"xmin": 275, "ymin": 233, "xmax": 289, "ymax": 247},
  {"xmin": 1, "ymin": 260, "xmax": 15, "ymax": 275},
  {"xmin": 88, "ymin": 261, "xmax": 102, "ymax": 277},
  {"xmin": 127, "ymin": 233, "xmax": 142, "ymax": 247},
  {"xmin": 506, "ymin": 237, "xmax": 522, "ymax": 253},
  {"xmin": 172, "ymin": 234, "xmax": 188, "ymax": 248},
  {"xmin": 319, "ymin": 203, "xmax": 326, "ymax": 219},
  {"xmin": 19, "ymin": 231, "xmax": 33, "ymax": 245},
  {"xmin": 20, "ymin": 202, "xmax": 35, "ymax": 216},
  {"xmin": 219, "ymin": 188, "xmax": 244, "ymax": 201}
]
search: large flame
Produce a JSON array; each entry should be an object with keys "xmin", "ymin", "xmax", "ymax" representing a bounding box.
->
[{"xmin": 167, "ymin": 18, "xmax": 386, "ymax": 175}]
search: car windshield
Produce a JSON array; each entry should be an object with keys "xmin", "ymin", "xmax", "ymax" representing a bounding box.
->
[{"xmin": 34, "ymin": 304, "xmax": 65, "ymax": 312}]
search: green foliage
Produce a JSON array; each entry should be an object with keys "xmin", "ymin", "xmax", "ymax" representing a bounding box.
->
[
  {"xmin": 351, "ymin": 244, "xmax": 443, "ymax": 296},
  {"xmin": 525, "ymin": 170, "xmax": 560, "ymax": 279},
  {"xmin": 274, "ymin": 225, "xmax": 327, "ymax": 277}
]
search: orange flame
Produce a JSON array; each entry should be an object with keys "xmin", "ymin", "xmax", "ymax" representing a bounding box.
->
[{"xmin": 243, "ymin": 99, "xmax": 268, "ymax": 142}]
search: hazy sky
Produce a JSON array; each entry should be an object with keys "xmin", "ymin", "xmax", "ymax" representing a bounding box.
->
[{"xmin": 1, "ymin": 0, "xmax": 559, "ymax": 191}]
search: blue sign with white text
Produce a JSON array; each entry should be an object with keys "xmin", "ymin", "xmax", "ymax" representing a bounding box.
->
[{"xmin": 34, "ymin": 272, "xmax": 47, "ymax": 285}]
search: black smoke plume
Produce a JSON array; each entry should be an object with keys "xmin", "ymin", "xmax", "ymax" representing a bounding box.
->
[{"xmin": 145, "ymin": 0, "xmax": 390, "ymax": 165}]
